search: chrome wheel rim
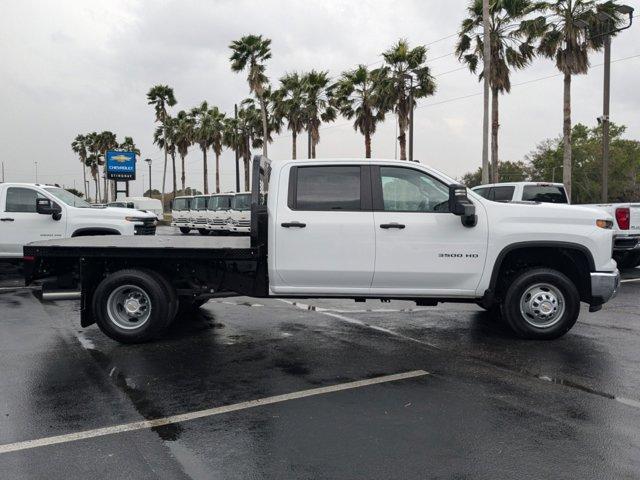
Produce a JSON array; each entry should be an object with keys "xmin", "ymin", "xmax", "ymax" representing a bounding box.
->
[
  {"xmin": 519, "ymin": 283, "xmax": 565, "ymax": 329},
  {"xmin": 107, "ymin": 285, "xmax": 152, "ymax": 330}
]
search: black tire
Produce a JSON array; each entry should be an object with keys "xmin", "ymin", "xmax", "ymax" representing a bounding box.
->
[
  {"xmin": 179, "ymin": 227, "xmax": 191, "ymax": 234},
  {"xmin": 140, "ymin": 269, "xmax": 178, "ymax": 322},
  {"xmin": 93, "ymin": 269, "xmax": 173, "ymax": 343},
  {"xmin": 198, "ymin": 229, "xmax": 210, "ymax": 236},
  {"xmin": 502, "ymin": 268, "xmax": 580, "ymax": 340}
]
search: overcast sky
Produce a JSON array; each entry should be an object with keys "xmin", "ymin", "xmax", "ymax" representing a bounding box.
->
[{"xmin": 1, "ymin": 0, "xmax": 639, "ymax": 197}]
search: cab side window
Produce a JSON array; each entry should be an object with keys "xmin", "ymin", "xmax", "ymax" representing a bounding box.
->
[
  {"xmin": 290, "ymin": 166, "xmax": 363, "ymax": 211},
  {"xmin": 491, "ymin": 186, "xmax": 515, "ymax": 202},
  {"xmin": 5, "ymin": 187, "xmax": 44, "ymax": 213},
  {"xmin": 378, "ymin": 167, "xmax": 449, "ymax": 212}
]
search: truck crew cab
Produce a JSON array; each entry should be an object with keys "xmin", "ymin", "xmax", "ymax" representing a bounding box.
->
[
  {"xmin": 24, "ymin": 157, "xmax": 619, "ymax": 343},
  {"xmin": 0, "ymin": 183, "xmax": 157, "ymax": 259}
]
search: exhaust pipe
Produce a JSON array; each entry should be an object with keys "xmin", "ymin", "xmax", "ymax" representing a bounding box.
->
[{"xmin": 41, "ymin": 290, "xmax": 81, "ymax": 301}]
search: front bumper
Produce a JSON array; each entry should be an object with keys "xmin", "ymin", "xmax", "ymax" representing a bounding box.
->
[{"xmin": 590, "ymin": 270, "xmax": 620, "ymax": 306}]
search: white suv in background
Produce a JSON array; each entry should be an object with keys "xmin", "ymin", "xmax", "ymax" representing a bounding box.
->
[
  {"xmin": 228, "ymin": 192, "xmax": 251, "ymax": 234},
  {"xmin": 171, "ymin": 196, "xmax": 193, "ymax": 234}
]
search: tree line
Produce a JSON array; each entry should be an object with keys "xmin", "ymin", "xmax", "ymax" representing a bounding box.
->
[
  {"xmin": 461, "ymin": 122, "xmax": 640, "ymax": 203},
  {"xmin": 72, "ymin": 0, "xmax": 628, "ymax": 202}
]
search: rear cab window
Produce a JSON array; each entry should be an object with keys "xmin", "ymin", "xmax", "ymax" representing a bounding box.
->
[
  {"xmin": 289, "ymin": 165, "xmax": 364, "ymax": 211},
  {"xmin": 522, "ymin": 185, "xmax": 568, "ymax": 203}
]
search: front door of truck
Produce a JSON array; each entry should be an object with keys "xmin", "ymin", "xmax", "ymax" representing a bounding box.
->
[
  {"xmin": 0, "ymin": 187, "xmax": 66, "ymax": 257},
  {"xmin": 370, "ymin": 166, "xmax": 487, "ymax": 296},
  {"xmin": 273, "ymin": 164, "xmax": 375, "ymax": 294}
]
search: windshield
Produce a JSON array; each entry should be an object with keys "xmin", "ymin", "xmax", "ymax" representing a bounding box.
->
[
  {"xmin": 173, "ymin": 198, "xmax": 189, "ymax": 211},
  {"xmin": 209, "ymin": 195, "xmax": 232, "ymax": 210},
  {"xmin": 232, "ymin": 194, "xmax": 251, "ymax": 211},
  {"xmin": 522, "ymin": 185, "xmax": 568, "ymax": 204},
  {"xmin": 192, "ymin": 196, "xmax": 207, "ymax": 210},
  {"xmin": 44, "ymin": 187, "xmax": 91, "ymax": 208}
]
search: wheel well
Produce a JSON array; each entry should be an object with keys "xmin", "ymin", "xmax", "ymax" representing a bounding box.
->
[
  {"xmin": 72, "ymin": 228, "xmax": 120, "ymax": 237},
  {"xmin": 491, "ymin": 246, "xmax": 592, "ymax": 303}
]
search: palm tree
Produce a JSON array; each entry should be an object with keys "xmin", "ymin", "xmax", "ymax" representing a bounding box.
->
[
  {"xmin": 330, "ymin": 65, "xmax": 389, "ymax": 158},
  {"xmin": 456, "ymin": 0, "xmax": 537, "ymax": 182},
  {"xmin": 301, "ymin": 70, "xmax": 336, "ymax": 158},
  {"xmin": 533, "ymin": 0, "xmax": 606, "ymax": 200},
  {"xmin": 272, "ymin": 73, "xmax": 306, "ymax": 159},
  {"xmin": 71, "ymin": 134, "xmax": 89, "ymax": 198},
  {"xmin": 118, "ymin": 136, "xmax": 140, "ymax": 156},
  {"xmin": 97, "ymin": 131, "xmax": 117, "ymax": 202},
  {"xmin": 190, "ymin": 102, "xmax": 226, "ymax": 194},
  {"xmin": 379, "ymin": 40, "xmax": 437, "ymax": 160},
  {"xmin": 84, "ymin": 132, "xmax": 101, "ymax": 202},
  {"xmin": 153, "ymin": 116, "xmax": 178, "ymax": 197},
  {"xmin": 229, "ymin": 35, "xmax": 272, "ymax": 157},
  {"xmin": 174, "ymin": 110, "xmax": 194, "ymax": 192},
  {"xmin": 208, "ymin": 106, "xmax": 226, "ymax": 193},
  {"xmin": 147, "ymin": 85, "xmax": 177, "ymax": 205}
]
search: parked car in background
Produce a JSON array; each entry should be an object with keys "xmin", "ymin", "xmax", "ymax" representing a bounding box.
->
[
  {"xmin": 472, "ymin": 182, "xmax": 569, "ymax": 204},
  {"xmin": 108, "ymin": 197, "xmax": 163, "ymax": 220},
  {"xmin": 228, "ymin": 192, "xmax": 251, "ymax": 234},
  {"xmin": 0, "ymin": 183, "xmax": 156, "ymax": 258},
  {"xmin": 171, "ymin": 196, "xmax": 193, "ymax": 234},
  {"xmin": 208, "ymin": 193, "xmax": 234, "ymax": 234},
  {"xmin": 472, "ymin": 181, "xmax": 640, "ymax": 270},
  {"xmin": 189, "ymin": 195, "xmax": 210, "ymax": 235}
]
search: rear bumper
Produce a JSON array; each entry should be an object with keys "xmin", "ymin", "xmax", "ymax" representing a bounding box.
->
[
  {"xmin": 613, "ymin": 234, "xmax": 640, "ymax": 252},
  {"xmin": 590, "ymin": 270, "xmax": 620, "ymax": 306}
]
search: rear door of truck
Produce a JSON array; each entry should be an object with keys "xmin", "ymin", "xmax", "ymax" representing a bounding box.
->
[{"xmin": 273, "ymin": 163, "xmax": 375, "ymax": 293}]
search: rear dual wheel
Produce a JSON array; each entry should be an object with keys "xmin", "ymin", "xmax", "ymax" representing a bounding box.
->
[
  {"xmin": 93, "ymin": 269, "xmax": 177, "ymax": 343},
  {"xmin": 179, "ymin": 227, "xmax": 191, "ymax": 234}
]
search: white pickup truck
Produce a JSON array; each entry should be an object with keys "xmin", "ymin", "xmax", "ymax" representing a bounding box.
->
[
  {"xmin": 0, "ymin": 183, "xmax": 157, "ymax": 259},
  {"xmin": 472, "ymin": 182, "xmax": 640, "ymax": 269},
  {"xmin": 24, "ymin": 157, "xmax": 619, "ymax": 343}
]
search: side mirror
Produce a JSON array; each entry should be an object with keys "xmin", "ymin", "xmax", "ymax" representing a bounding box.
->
[
  {"xmin": 36, "ymin": 198, "xmax": 62, "ymax": 220},
  {"xmin": 448, "ymin": 184, "xmax": 477, "ymax": 228}
]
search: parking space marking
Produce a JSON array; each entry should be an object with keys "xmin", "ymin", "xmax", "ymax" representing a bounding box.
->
[
  {"xmin": 0, "ymin": 370, "xmax": 428, "ymax": 455},
  {"xmin": 621, "ymin": 278, "xmax": 640, "ymax": 283}
]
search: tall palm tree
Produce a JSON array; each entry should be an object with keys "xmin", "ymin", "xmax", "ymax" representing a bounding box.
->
[
  {"xmin": 208, "ymin": 106, "xmax": 226, "ymax": 193},
  {"xmin": 301, "ymin": 70, "xmax": 336, "ymax": 158},
  {"xmin": 190, "ymin": 102, "xmax": 226, "ymax": 194},
  {"xmin": 379, "ymin": 40, "xmax": 437, "ymax": 160},
  {"xmin": 229, "ymin": 35, "xmax": 272, "ymax": 157},
  {"xmin": 97, "ymin": 131, "xmax": 117, "ymax": 202},
  {"xmin": 456, "ymin": 0, "xmax": 537, "ymax": 182},
  {"xmin": 71, "ymin": 134, "xmax": 89, "ymax": 198},
  {"xmin": 85, "ymin": 132, "xmax": 101, "ymax": 202},
  {"xmin": 330, "ymin": 65, "xmax": 389, "ymax": 158},
  {"xmin": 153, "ymin": 116, "xmax": 178, "ymax": 197},
  {"xmin": 174, "ymin": 110, "xmax": 195, "ymax": 192},
  {"xmin": 147, "ymin": 85, "xmax": 177, "ymax": 204},
  {"xmin": 272, "ymin": 73, "xmax": 306, "ymax": 159},
  {"xmin": 118, "ymin": 136, "xmax": 140, "ymax": 156},
  {"xmin": 532, "ymin": 0, "xmax": 606, "ymax": 200}
]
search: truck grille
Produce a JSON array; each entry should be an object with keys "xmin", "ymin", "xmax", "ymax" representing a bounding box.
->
[
  {"xmin": 195, "ymin": 218, "xmax": 208, "ymax": 225},
  {"xmin": 238, "ymin": 220, "xmax": 251, "ymax": 227},
  {"xmin": 134, "ymin": 219, "xmax": 157, "ymax": 235},
  {"xmin": 212, "ymin": 219, "xmax": 225, "ymax": 225},
  {"xmin": 174, "ymin": 216, "xmax": 189, "ymax": 223}
]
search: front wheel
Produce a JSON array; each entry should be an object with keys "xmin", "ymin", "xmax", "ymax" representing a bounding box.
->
[
  {"xmin": 93, "ymin": 269, "xmax": 173, "ymax": 343},
  {"xmin": 198, "ymin": 229, "xmax": 210, "ymax": 236},
  {"xmin": 502, "ymin": 268, "xmax": 580, "ymax": 340},
  {"xmin": 179, "ymin": 227, "xmax": 191, "ymax": 234}
]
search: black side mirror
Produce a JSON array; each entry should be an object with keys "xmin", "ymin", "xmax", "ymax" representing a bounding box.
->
[
  {"xmin": 36, "ymin": 198, "xmax": 62, "ymax": 220},
  {"xmin": 448, "ymin": 184, "xmax": 477, "ymax": 227}
]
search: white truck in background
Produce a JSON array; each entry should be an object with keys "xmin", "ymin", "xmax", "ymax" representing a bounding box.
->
[
  {"xmin": 208, "ymin": 193, "xmax": 234, "ymax": 234},
  {"xmin": 472, "ymin": 182, "xmax": 640, "ymax": 269},
  {"xmin": 171, "ymin": 196, "xmax": 193, "ymax": 234},
  {"xmin": 108, "ymin": 197, "xmax": 164, "ymax": 221},
  {"xmin": 0, "ymin": 183, "xmax": 157, "ymax": 259},
  {"xmin": 25, "ymin": 157, "xmax": 620, "ymax": 344},
  {"xmin": 228, "ymin": 192, "xmax": 251, "ymax": 234}
]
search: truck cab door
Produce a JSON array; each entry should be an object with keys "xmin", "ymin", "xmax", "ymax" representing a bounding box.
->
[
  {"xmin": 272, "ymin": 164, "xmax": 375, "ymax": 295},
  {"xmin": 370, "ymin": 166, "xmax": 488, "ymax": 296},
  {"xmin": 0, "ymin": 187, "xmax": 67, "ymax": 257}
]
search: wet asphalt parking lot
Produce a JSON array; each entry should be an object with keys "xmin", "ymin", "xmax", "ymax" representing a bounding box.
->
[{"xmin": 1, "ymin": 229, "xmax": 640, "ymax": 479}]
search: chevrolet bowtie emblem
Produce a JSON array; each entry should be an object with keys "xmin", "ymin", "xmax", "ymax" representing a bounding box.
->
[{"xmin": 111, "ymin": 154, "xmax": 130, "ymax": 163}]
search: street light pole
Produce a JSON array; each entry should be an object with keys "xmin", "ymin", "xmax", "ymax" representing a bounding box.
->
[
  {"xmin": 144, "ymin": 158, "xmax": 152, "ymax": 197},
  {"xmin": 35, "ymin": 161, "xmax": 38, "ymax": 183},
  {"xmin": 481, "ymin": 0, "xmax": 491, "ymax": 184},
  {"xmin": 234, "ymin": 104, "xmax": 240, "ymax": 192},
  {"xmin": 408, "ymin": 76, "xmax": 414, "ymax": 162}
]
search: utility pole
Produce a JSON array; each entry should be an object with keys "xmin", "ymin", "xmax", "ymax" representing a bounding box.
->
[
  {"xmin": 1, "ymin": 161, "xmax": 4, "ymax": 182},
  {"xmin": 35, "ymin": 161, "xmax": 38, "ymax": 183},
  {"xmin": 408, "ymin": 76, "xmax": 414, "ymax": 162},
  {"xmin": 601, "ymin": 33, "xmax": 611, "ymax": 203},
  {"xmin": 235, "ymin": 104, "xmax": 240, "ymax": 192},
  {"xmin": 481, "ymin": 0, "xmax": 491, "ymax": 184}
]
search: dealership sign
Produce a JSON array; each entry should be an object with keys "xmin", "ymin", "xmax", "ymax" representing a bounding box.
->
[{"xmin": 106, "ymin": 150, "xmax": 136, "ymax": 180}]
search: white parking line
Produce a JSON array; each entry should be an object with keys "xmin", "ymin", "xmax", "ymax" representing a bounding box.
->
[
  {"xmin": 0, "ymin": 370, "xmax": 428, "ymax": 455},
  {"xmin": 621, "ymin": 278, "xmax": 640, "ymax": 283}
]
